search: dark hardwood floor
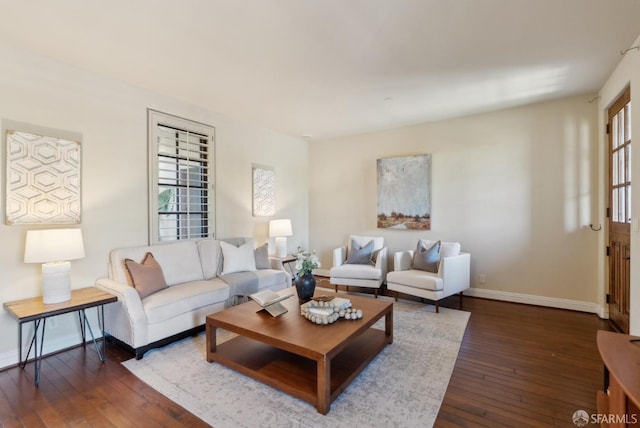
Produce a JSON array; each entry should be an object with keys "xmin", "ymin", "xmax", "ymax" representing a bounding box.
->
[
  {"xmin": 437, "ymin": 296, "xmax": 613, "ymax": 427},
  {"xmin": 0, "ymin": 294, "xmax": 612, "ymax": 427}
]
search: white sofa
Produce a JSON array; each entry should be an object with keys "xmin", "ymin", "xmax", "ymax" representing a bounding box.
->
[{"xmin": 95, "ymin": 238, "xmax": 289, "ymax": 359}]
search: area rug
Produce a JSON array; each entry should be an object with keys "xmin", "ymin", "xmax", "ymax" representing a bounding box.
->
[{"xmin": 122, "ymin": 295, "xmax": 469, "ymax": 428}]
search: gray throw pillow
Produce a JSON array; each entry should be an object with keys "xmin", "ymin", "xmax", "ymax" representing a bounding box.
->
[
  {"xmin": 346, "ymin": 239, "xmax": 375, "ymax": 265},
  {"xmin": 411, "ymin": 240, "xmax": 441, "ymax": 273},
  {"xmin": 254, "ymin": 243, "xmax": 271, "ymax": 269}
]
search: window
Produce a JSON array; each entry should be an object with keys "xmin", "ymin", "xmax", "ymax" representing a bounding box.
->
[
  {"xmin": 610, "ymin": 92, "xmax": 631, "ymax": 224},
  {"xmin": 148, "ymin": 110, "xmax": 215, "ymax": 244}
]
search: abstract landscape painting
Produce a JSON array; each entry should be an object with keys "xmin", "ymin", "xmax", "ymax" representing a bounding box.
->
[{"xmin": 377, "ymin": 154, "xmax": 431, "ymax": 229}]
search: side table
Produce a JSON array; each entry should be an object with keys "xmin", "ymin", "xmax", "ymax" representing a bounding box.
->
[
  {"xmin": 3, "ymin": 287, "xmax": 117, "ymax": 386},
  {"xmin": 273, "ymin": 255, "xmax": 297, "ymax": 280}
]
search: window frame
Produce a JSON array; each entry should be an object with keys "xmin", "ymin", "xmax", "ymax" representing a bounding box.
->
[
  {"xmin": 148, "ymin": 109, "xmax": 216, "ymax": 244},
  {"xmin": 609, "ymin": 88, "xmax": 631, "ymax": 225}
]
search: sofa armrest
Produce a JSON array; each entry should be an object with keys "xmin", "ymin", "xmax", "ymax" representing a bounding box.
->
[
  {"xmin": 269, "ymin": 257, "xmax": 284, "ymax": 270},
  {"xmin": 269, "ymin": 257, "xmax": 292, "ymax": 283},
  {"xmin": 333, "ymin": 246, "xmax": 347, "ymax": 268},
  {"xmin": 375, "ymin": 247, "xmax": 388, "ymax": 279},
  {"xmin": 95, "ymin": 278, "xmax": 147, "ymax": 324},
  {"xmin": 439, "ymin": 253, "xmax": 471, "ymax": 295},
  {"xmin": 393, "ymin": 250, "xmax": 414, "ymax": 271}
]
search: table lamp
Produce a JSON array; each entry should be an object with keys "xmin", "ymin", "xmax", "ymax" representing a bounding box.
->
[
  {"xmin": 24, "ymin": 228, "xmax": 85, "ymax": 304},
  {"xmin": 269, "ymin": 219, "xmax": 292, "ymax": 258}
]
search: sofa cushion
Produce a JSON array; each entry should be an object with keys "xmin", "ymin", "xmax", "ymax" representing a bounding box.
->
[
  {"xmin": 197, "ymin": 238, "xmax": 222, "ymax": 280},
  {"xmin": 124, "ymin": 252, "xmax": 169, "ymax": 299},
  {"xmin": 221, "ymin": 269, "xmax": 288, "ymax": 296},
  {"xmin": 220, "ymin": 240, "xmax": 257, "ymax": 274},
  {"xmin": 254, "ymin": 269, "xmax": 288, "ymax": 290},
  {"xmin": 346, "ymin": 239, "xmax": 375, "ymax": 265},
  {"xmin": 221, "ymin": 271, "xmax": 259, "ymax": 297},
  {"xmin": 387, "ymin": 269, "xmax": 444, "ymax": 291},
  {"xmin": 110, "ymin": 241, "xmax": 205, "ymax": 286},
  {"xmin": 142, "ymin": 279, "xmax": 230, "ymax": 324},
  {"xmin": 412, "ymin": 240, "xmax": 440, "ymax": 273},
  {"xmin": 330, "ymin": 264, "xmax": 382, "ymax": 280}
]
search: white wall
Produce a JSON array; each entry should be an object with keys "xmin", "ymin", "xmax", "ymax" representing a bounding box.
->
[
  {"xmin": 598, "ymin": 34, "xmax": 640, "ymax": 335},
  {"xmin": 310, "ymin": 95, "xmax": 601, "ymax": 312},
  {"xmin": 0, "ymin": 42, "xmax": 308, "ymax": 368}
]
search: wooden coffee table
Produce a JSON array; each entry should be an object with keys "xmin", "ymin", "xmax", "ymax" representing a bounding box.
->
[{"xmin": 206, "ymin": 287, "xmax": 393, "ymax": 414}]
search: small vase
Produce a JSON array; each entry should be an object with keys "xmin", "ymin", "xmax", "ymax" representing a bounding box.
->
[{"xmin": 295, "ymin": 273, "xmax": 316, "ymax": 303}]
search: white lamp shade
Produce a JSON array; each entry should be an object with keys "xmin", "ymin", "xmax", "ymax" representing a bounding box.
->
[
  {"xmin": 24, "ymin": 228, "xmax": 85, "ymax": 263},
  {"xmin": 269, "ymin": 219, "xmax": 293, "ymax": 238}
]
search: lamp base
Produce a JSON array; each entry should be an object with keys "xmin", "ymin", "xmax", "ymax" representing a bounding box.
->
[
  {"xmin": 275, "ymin": 237, "xmax": 288, "ymax": 258},
  {"xmin": 42, "ymin": 261, "xmax": 72, "ymax": 304}
]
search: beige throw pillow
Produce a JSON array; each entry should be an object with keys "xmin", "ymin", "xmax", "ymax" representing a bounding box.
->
[{"xmin": 124, "ymin": 252, "xmax": 169, "ymax": 299}]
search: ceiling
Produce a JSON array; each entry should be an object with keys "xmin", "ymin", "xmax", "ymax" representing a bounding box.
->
[{"xmin": 2, "ymin": 0, "xmax": 640, "ymax": 140}]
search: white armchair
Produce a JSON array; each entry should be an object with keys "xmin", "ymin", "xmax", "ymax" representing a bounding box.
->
[
  {"xmin": 329, "ymin": 235, "xmax": 387, "ymax": 297},
  {"xmin": 387, "ymin": 240, "xmax": 470, "ymax": 312}
]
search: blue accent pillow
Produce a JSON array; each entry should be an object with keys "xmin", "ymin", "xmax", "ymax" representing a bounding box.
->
[
  {"xmin": 411, "ymin": 240, "xmax": 441, "ymax": 273},
  {"xmin": 346, "ymin": 239, "xmax": 374, "ymax": 265}
]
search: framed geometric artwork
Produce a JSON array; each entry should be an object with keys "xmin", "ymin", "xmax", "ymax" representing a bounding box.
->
[
  {"xmin": 377, "ymin": 154, "xmax": 431, "ymax": 230},
  {"xmin": 6, "ymin": 130, "xmax": 81, "ymax": 225},
  {"xmin": 252, "ymin": 164, "xmax": 275, "ymax": 217}
]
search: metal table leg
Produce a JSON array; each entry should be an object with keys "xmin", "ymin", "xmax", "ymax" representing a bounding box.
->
[
  {"xmin": 21, "ymin": 319, "xmax": 40, "ymax": 370},
  {"xmin": 18, "ymin": 321, "xmax": 22, "ymax": 369},
  {"xmin": 81, "ymin": 308, "xmax": 105, "ymax": 362},
  {"xmin": 78, "ymin": 310, "xmax": 86, "ymax": 348},
  {"xmin": 100, "ymin": 305, "xmax": 106, "ymax": 360},
  {"xmin": 34, "ymin": 318, "xmax": 46, "ymax": 387}
]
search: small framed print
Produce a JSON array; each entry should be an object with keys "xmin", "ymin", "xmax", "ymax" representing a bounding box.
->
[{"xmin": 252, "ymin": 164, "xmax": 275, "ymax": 217}]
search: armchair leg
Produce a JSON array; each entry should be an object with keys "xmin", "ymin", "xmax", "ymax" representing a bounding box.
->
[
  {"xmin": 435, "ymin": 301, "xmax": 440, "ymax": 313},
  {"xmin": 394, "ymin": 291, "xmax": 399, "ymax": 302},
  {"xmin": 459, "ymin": 292, "xmax": 463, "ymax": 310},
  {"xmin": 335, "ymin": 285, "xmax": 338, "ymax": 293},
  {"xmin": 374, "ymin": 289, "xmax": 378, "ymax": 298}
]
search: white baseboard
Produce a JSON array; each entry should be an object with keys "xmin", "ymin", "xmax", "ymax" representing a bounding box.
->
[
  {"xmin": 0, "ymin": 332, "xmax": 102, "ymax": 371},
  {"xmin": 597, "ymin": 306, "xmax": 610, "ymax": 319},
  {"xmin": 313, "ymin": 268, "xmax": 331, "ymax": 277},
  {"xmin": 464, "ymin": 287, "xmax": 605, "ymax": 316}
]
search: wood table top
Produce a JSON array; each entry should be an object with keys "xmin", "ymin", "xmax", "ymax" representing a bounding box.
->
[
  {"xmin": 3, "ymin": 287, "xmax": 118, "ymax": 322},
  {"xmin": 207, "ymin": 287, "xmax": 393, "ymax": 359},
  {"xmin": 597, "ymin": 330, "xmax": 640, "ymax": 409}
]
